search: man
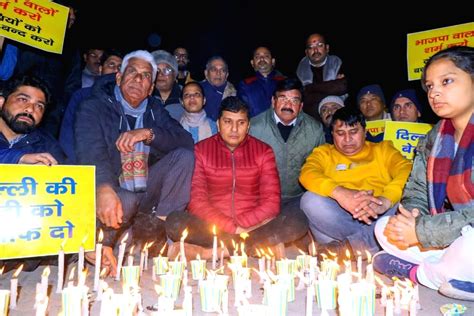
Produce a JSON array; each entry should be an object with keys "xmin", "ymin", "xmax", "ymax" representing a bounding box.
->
[
  {"xmin": 0, "ymin": 74, "xmax": 65, "ymax": 272},
  {"xmin": 318, "ymin": 95, "xmax": 345, "ymax": 143},
  {"xmin": 200, "ymin": 56, "xmax": 236, "ymax": 121},
  {"xmin": 237, "ymin": 46, "xmax": 286, "ymax": 117},
  {"xmin": 0, "ymin": 75, "xmax": 65, "ymax": 163},
  {"xmin": 166, "ymin": 96, "xmax": 305, "ymax": 258},
  {"xmin": 357, "ymin": 84, "xmax": 391, "ymax": 143},
  {"xmin": 299, "ymin": 107, "xmax": 412, "ymax": 259},
  {"xmin": 390, "ymin": 89, "xmax": 423, "ymax": 122},
  {"xmin": 296, "ymin": 33, "xmax": 348, "ymax": 120},
  {"xmin": 74, "ymin": 50, "xmax": 194, "ymax": 275},
  {"xmin": 59, "ymin": 49, "xmax": 124, "ymax": 163},
  {"xmin": 250, "ymin": 78, "xmax": 324, "ymax": 247},
  {"xmin": 174, "ymin": 47, "xmax": 194, "ymax": 86},
  {"xmin": 151, "ymin": 50, "xmax": 183, "ymax": 120}
]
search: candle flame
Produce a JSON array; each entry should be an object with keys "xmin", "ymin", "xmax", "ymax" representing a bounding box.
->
[
  {"xmin": 159, "ymin": 243, "xmax": 167, "ymax": 256},
  {"xmin": 220, "ymin": 240, "xmax": 224, "ymax": 248},
  {"xmin": 181, "ymin": 228, "xmax": 189, "ymax": 241},
  {"xmin": 68, "ymin": 266, "xmax": 76, "ymax": 281},
  {"xmin": 298, "ymin": 248, "xmax": 305, "ymax": 255},
  {"xmin": 212, "ymin": 225, "xmax": 216, "ymax": 235},
  {"xmin": 129, "ymin": 245, "xmax": 135, "ymax": 255},
  {"xmin": 60, "ymin": 240, "xmax": 67, "ymax": 250},
  {"xmin": 259, "ymin": 248, "xmax": 266, "ymax": 256},
  {"xmin": 239, "ymin": 232, "xmax": 249, "ymax": 240},
  {"xmin": 100, "ymin": 267, "xmax": 108, "ymax": 278},
  {"xmin": 13, "ymin": 264, "xmax": 24, "ymax": 278},
  {"xmin": 0, "ymin": 266, "xmax": 4, "ymax": 275},
  {"xmin": 356, "ymin": 250, "xmax": 362, "ymax": 256},
  {"xmin": 240, "ymin": 241, "xmax": 245, "ymax": 255},
  {"xmin": 327, "ymin": 250, "xmax": 337, "ymax": 257},
  {"xmin": 196, "ymin": 253, "xmax": 201, "ymax": 261},
  {"xmin": 255, "ymin": 248, "xmax": 261, "ymax": 257},
  {"xmin": 98, "ymin": 229, "xmax": 104, "ymax": 243},
  {"xmin": 42, "ymin": 266, "xmax": 50, "ymax": 278},
  {"xmin": 267, "ymin": 247, "xmax": 274, "ymax": 256},
  {"xmin": 374, "ymin": 275, "xmax": 386, "ymax": 287},
  {"xmin": 147, "ymin": 241, "xmax": 155, "ymax": 250},
  {"xmin": 345, "ymin": 249, "xmax": 351, "ymax": 259},
  {"xmin": 121, "ymin": 232, "xmax": 129, "ymax": 244},
  {"xmin": 81, "ymin": 234, "xmax": 88, "ymax": 245},
  {"xmin": 311, "ymin": 240, "xmax": 316, "ymax": 256},
  {"xmin": 365, "ymin": 250, "xmax": 372, "ymax": 263}
]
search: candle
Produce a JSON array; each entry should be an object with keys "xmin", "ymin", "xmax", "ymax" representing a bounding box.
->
[
  {"xmin": 35, "ymin": 283, "xmax": 48, "ymax": 316},
  {"xmin": 310, "ymin": 240, "xmax": 316, "ymax": 257},
  {"xmin": 267, "ymin": 247, "xmax": 276, "ymax": 271},
  {"xmin": 56, "ymin": 240, "xmax": 66, "ymax": 293},
  {"xmin": 409, "ymin": 297, "xmax": 417, "ymax": 315},
  {"xmin": 78, "ymin": 268, "xmax": 87, "ymax": 287},
  {"xmin": 212, "ymin": 225, "xmax": 217, "ymax": 269},
  {"xmin": 183, "ymin": 285, "xmax": 192, "ymax": 316},
  {"xmin": 96, "ymin": 268, "xmax": 108, "ymax": 301},
  {"xmin": 232, "ymin": 239, "xmax": 238, "ymax": 256},
  {"xmin": 306, "ymin": 281, "xmax": 313, "ymax": 316},
  {"xmin": 139, "ymin": 242, "xmax": 146, "ymax": 276},
  {"xmin": 356, "ymin": 251, "xmax": 362, "ymax": 281},
  {"xmin": 78, "ymin": 234, "xmax": 88, "ymax": 281},
  {"xmin": 144, "ymin": 241, "xmax": 153, "ymax": 271},
  {"xmin": 115, "ymin": 232, "xmax": 129, "ymax": 281},
  {"xmin": 40, "ymin": 266, "xmax": 50, "ymax": 297},
  {"xmin": 67, "ymin": 267, "xmax": 76, "ymax": 287},
  {"xmin": 93, "ymin": 229, "xmax": 104, "ymax": 292},
  {"xmin": 180, "ymin": 228, "xmax": 189, "ymax": 265},
  {"xmin": 127, "ymin": 245, "xmax": 135, "ymax": 267},
  {"xmin": 385, "ymin": 297, "xmax": 394, "ymax": 316},
  {"xmin": 220, "ymin": 240, "xmax": 225, "ymax": 269},
  {"xmin": 393, "ymin": 286, "xmax": 401, "ymax": 314},
  {"xmin": 9, "ymin": 264, "xmax": 23, "ymax": 309}
]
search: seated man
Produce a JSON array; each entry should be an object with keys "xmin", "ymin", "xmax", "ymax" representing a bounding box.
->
[
  {"xmin": 317, "ymin": 95, "xmax": 345, "ymax": 143},
  {"xmin": 390, "ymin": 89, "xmax": 423, "ymax": 122},
  {"xmin": 299, "ymin": 107, "xmax": 412, "ymax": 259},
  {"xmin": 74, "ymin": 50, "xmax": 194, "ymax": 276},
  {"xmin": 166, "ymin": 96, "xmax": 306, "ymax": 257}
]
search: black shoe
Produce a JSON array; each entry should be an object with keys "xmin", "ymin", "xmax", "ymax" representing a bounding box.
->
[{"xmin": 317, "ymin": 239, "xmax": 353, "ymax": 263}]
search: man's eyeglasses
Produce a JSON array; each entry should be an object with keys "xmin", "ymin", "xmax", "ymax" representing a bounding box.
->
[
  {"xmin": 157, "ymin": 67, "xmax": 173, "ymax": 76},
  {"xmin": 276, "ymin": 95, "xmax": 301, "ymax": 105},
  {"xmin": 183, "ymin": 92, "xmax": 203, "ymax": 99},
  {"xmin": 306, "ymin": 42, "xmax": 326, "ymax": 50}
]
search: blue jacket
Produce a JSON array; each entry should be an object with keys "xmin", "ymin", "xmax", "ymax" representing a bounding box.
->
[
  {"xmin": 74, "ymin": 75, "xmax": 194, "ymax": 189},
  {"xmin": 0, "ymin": 130, "xmax": 66, "ymax": 163},
  {"xmin": 0, "ymin": 149, "xmax": 25, "ymax": 163},
  {"xmin": 237, "ymin": 71, "xmax": 286, "ymax": 118}
]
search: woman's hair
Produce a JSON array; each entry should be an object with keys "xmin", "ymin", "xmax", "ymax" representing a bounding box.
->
[{"xmin": 421, "ymin": 46, "xmax": 474, "ymax": 92}]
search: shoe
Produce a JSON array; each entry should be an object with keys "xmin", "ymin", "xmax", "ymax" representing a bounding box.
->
[
  {"xmin": 439, "ymin": 280, "xmax": 474, "ymax": 301},
  {"xmin": 372, "ymin": 251, "xmax": 417, "ymax": 280},
  {"xmin": 317, "ymin": 239, "xmax": 353, "ymax": 263}
]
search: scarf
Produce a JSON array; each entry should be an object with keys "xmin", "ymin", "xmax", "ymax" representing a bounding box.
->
[
  {"xmin": 179, "ymin": 110, "xmax": 214, "ymax": 143},
  {"xmin": 427, "ymin": 113, "xmax": 474, "ymax": 214},
  {"xmin": 115, "ymin": 86, "xmax": 150, "ymax": 192}
]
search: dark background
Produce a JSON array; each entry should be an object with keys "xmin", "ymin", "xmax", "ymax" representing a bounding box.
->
[{"xmin": 72, "ymin": 2, "xmax": 472, "ymax": 123}]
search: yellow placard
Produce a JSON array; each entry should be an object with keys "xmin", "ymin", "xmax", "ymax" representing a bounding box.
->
[
  {"xmin": 0, "ymin": 165, "xmax": 96, "ymax": 259},
  {"xmin": 407, "ymin": 22, "xmax": 474, "ymax": 81},
  {"xmin": 0, "ymin": 0, "xmax": 69, "ymax": 54},
  {"xmin": 366, "ymin": 120, "xmax": 386, "ymax": 138},
  {"xmin": 384, "ymin": 121, "xmax": 433, "ymax": 160}
]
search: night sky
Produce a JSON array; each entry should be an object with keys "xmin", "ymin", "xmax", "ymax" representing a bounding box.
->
[{"xmin": 73, "ymin": 2, "xmax": 471, "ymax": 123}]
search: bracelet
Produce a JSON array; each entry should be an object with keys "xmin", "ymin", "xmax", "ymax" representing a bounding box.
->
[{"xmin": 144, "ymin": 128, "xmax": 154, "ymax": 145}]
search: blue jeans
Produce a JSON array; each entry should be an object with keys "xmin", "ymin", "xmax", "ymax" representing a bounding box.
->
[{"xmin": 300, "ymin": 191, "xmax": 396, "ymax": 255}]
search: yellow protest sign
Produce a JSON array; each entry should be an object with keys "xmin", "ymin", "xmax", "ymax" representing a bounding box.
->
[
  {"xmin": 0, "ymin": 0, "xmax": 69, "ymax": 54},
  {"xmin": 366, "ymin": 120, "xmax": 386, "ymax": 138},
  {"xmin": 0, "ymin": 165, "xmax": 96, "ymax": 259},
  {"xmin": 384, "ymin": 121, "xmax": 433, "ymax": 160},
  {"xmin": 407, "ymin": 22, "xmax": 474, "ymax": 81}
]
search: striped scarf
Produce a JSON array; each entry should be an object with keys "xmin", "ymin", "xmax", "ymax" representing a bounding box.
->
[{"xmin": 427, "ymin": 114, "xmax": 474, "ymax": 214}]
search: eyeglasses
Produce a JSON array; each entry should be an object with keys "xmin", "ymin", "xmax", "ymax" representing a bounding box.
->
[
  {"xmin": 306, "ymin": 42, "xmax": 326, "ymax": 50},
  {"xmin": 157, "ymin": 67, "xmax": 173, "ymax": 76},
  {"xmin": 183, "ymin": 92, "xmax": 203, "ymax": 99},
  {"xmin": 208, "ymin": 67, "xmax": 227, "ymax": 74},
  {"xmin": 276, "ymin": 95, "xmax": 301, "ymax": 105},
  {"xmin": 175, "ymin": 53, "xmax": 188, "ymax": 59}
]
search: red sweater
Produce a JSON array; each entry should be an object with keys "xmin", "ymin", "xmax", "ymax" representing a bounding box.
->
[{"xmin": 189, "ymin": 134, "xmax": 281, "ymax": 233}]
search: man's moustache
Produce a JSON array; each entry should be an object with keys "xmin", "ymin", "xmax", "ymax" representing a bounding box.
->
[
  {"xmin": 15, "ymin": 113, "xmax": 35, "ymax": 124},
  {"xmin": 282, "ymin": 108, "xmax": 294, "ymax": 113}
]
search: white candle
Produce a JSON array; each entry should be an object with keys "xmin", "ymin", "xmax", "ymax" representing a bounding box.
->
[
  {"xmin": 306, "ymin": 281, "xmax": 313, "ymax": 316},
  {"xmin": 115, "ymin": 233, "xmax": 128, "ymax": 281},
  {"xmin": 393, "ymin": 286, "xmax": 401, "ymax": 314},
  {"xmin": 356, "ymin": 251, "xmax": 362, "ymax": 281},
  {"xmin": 220, "ymin": 240, "xmax": 225, "ymax": 269},
  {"xmin": 183, "ymin": 285, "xmax": 192, "ymax": 316},
  {"xmin": 212, "ymin": 225, "xmax": 217, "ymax": 269},
  {"xmin": 409, "ymin": 297, "xmax": 417, "ymax": 315},
  {"xmin": 40, "ymin": 266, "xmax": 50, "ymax": 297},
  {"xmin": 35, "ymin": 283, "xmax": 48, "ymax": 316},
  {"xmin": 180, "ymin": 228, "xmax": 189, "ymax": 265},
  {"xmin": 385, "ymin": 297, "xmax": 394, "ymax": 316},
  {"xmin": 56, "ymin": 242, "xmax": 66, "ymax": 293},
  {"xmin": 127, "ymin": 245, "xmax": 135, "ymax": 267},
  {"xmin": 78, "ymin": 235, "xmax": 88, "ymax": 281},
  {"xmin": 222, "ymin": 287, "xmax": 229, "ymax": 315},
  {"xmin": 9, "ymin": 264, "xmax": 22, "ymax": 309},
  {"xmin": 381, "ymin": 286, "xmax": 388, "ymax": 307},
  {"xmin": 413, "ymin": 284, "xmax": 421, "ymax": 310},
  {"xmin": 93, "ymin": 230, "xmax": 104, "ymax": 292}
]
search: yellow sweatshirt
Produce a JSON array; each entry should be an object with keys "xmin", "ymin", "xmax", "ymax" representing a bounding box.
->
[{"xmin": 299, "ymin": 141, "xmax": 412, "ymax": 205}]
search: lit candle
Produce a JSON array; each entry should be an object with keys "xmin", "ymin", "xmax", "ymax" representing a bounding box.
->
[
  {"xmin": 9, "ymin": 264, "xmax": 23, "ymax": 309},
  {"xmin": 310, "ymin": 240, "xmax": 316, "ymax": 257},
  {"xmin": 78, "ymin": 267, "xmax": 87, "ymax": 287},
  {"xmin": 267, "ymin": 247, "xmax": 276, "ymax": 271},
  {"xmin": 365, "ymin": 251, "xmax": 374, "ymax": 283},
  {"xmin": 256, "ymin": 249, "xmax": 265, "ymax": 280},
  {"xmin": 139, "ymin": 242, "xmax": 147, "ymax": 276},
  {"xmin": 306, "ymin": 281, "xmax": 314, "ymax": 316},
  {"xmin": 385, "ymin": 297, "xmax": 394, "ymax": 316},
  {"xmin": 96, "ymin": 268, "xmax": 108, "ymax": 301},
  {"xmin": 35, "ymin": 283, "xmax": 48, "ymax": 316},
  {"xmin": 344, "ymin": 249, "xmax": 352, "ymax": 275},
  {"xmin": 220, "ymin": 240, "xmax": 225, "ymax": 269},
  {"xmin": 78, "ymin": 234, "xmax": 88, "ymax": 280},
  {"xmin": 413, "ymin": 284, "xmax": 421, "ymax": 310},
  {"xmin": 115, "ymin": 233, "xmax": 129, "ymax": 281},
  {"xmin": 232, "ymin": 239, "xmax": 238, "ymax": 256},
  {"xmin": 183, "ymin": 284, "xmax": 192, "ymax": 316},
  {"xmin": 40, "ymin": 266, "xmax": 50, "ymax": 297},
  {"xmin": 180, "ymin": 228, "xmax": 189, "ymax": 265},
  {"xmin": 144, "ymin": 241, "xmax": 153, "ymax": 271},
  {"xmin": 393, "ymin": 285, "xmax": 401, "ymax": 315},
  {"xmin": 356, "ymin": 250, "xmax": 362, "ymax": 281},
  {"xmin": 93, "ymin": 229, "xmax": 104, "ymax": 292},
  {"xmin": 127, "ymin": 245, "xmax": 135, "ymax": 267},
  {"xmin": 56, "ymin": 240, "xmax": 66, "ymax": 293},
  {"xmin": 409, "ymin": 297, "xmax": 417, "ymax": 316},
  {"xmin": 67, "ymin": 267, "xmax": 76, "ymax": 287},
  {"xmin": 212, "ymin": 225, "xmax": 217, "ymax": 269}
]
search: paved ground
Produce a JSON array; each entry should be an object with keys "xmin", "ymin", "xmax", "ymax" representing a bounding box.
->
[{"xmin": 1, "ymin": 245, "xmax": 472, "ymax": 315}]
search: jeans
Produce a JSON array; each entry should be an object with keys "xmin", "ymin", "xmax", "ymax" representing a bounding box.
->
[{"xmin": 300, "ymin": 191, "xmax": 396, "ymax": 255}]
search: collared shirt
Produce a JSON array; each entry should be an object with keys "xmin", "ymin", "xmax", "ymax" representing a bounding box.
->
[{"xmin": 273, "ymin": 111, "xmax": 297, "ymax": 126}]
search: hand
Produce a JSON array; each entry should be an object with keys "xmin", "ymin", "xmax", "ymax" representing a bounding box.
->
[
  {"xmin": 331, "ymin": 187, "xmax": 379, "ymax": 221},
  {"xmin": 384, "ymin": 204, "xmax": 420, "ymax": 249},
  {"xmin": 97, "ymin": 185, "xmax": 123, "ymax": 229},
  {"xmin": 115, "ymin": 128, "xmax": 151, "ymax": 153},
  {"xmin": 19, "ymin": 153, "xmax": 58, "ymax": 165},
  {"xmin": 86, "ymin": 246, "xmax": 117, "ymax": 277},
  {"xmin": 354, "ymin": 196, "xmax": 392, "ymax": 224}
]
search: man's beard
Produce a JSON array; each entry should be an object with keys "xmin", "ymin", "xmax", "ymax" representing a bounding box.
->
[{"xmin": 1, "ymin": 111, "xmax": 36, "ymax": 134}]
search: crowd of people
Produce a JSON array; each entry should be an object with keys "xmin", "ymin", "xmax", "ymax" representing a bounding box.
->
[{"xmin": 0, "ymin": 30, "xmax": 472, "ymax": 302}]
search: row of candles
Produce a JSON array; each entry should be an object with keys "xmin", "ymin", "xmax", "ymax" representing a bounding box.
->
[{"xmin": 0, "ymin": 226, "xmax": 421, "ymax": 315}]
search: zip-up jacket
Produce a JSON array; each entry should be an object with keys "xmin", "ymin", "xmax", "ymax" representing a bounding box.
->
[{"xmin": 188, "ymin": 133, "xmax": 280, "ymax": 233}]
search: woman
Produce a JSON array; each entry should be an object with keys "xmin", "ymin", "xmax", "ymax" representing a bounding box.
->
[{"xmin": 373, "ymin": 46, "xmax": 474, "ymax": 301}]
